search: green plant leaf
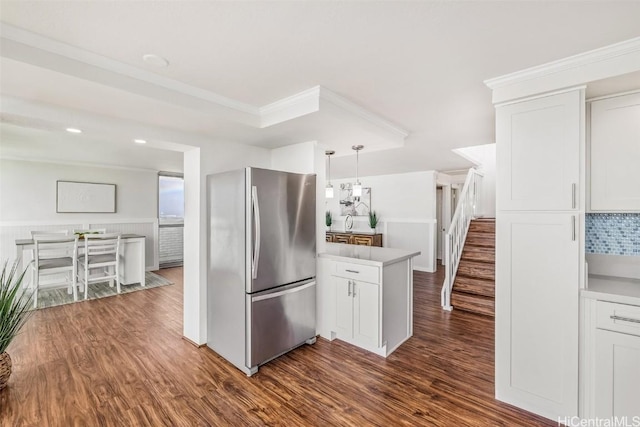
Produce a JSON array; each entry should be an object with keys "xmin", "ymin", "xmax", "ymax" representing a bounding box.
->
[{"xmin": 0, "ymin": 260, "xmax": 34, "ymax": 354}]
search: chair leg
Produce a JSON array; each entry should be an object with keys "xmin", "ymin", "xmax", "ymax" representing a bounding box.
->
[
  {"xmin": 84, "ymin": 264, "xmax": 89, "ymax": 300},
  {"xmin": 71, "ymin": 266, "xmax": 78, "ymax": 302},
  {"xmin": 116, "ymin": 263, "xmax": 121, "ymax": 294},
  {"xmin": 33, "ymin": 270, "xmax": 39, "ymax": 309}
]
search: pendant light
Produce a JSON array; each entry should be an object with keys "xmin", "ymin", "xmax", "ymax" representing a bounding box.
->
[
  {"xmin": 352, "ymin": 145, "xmax": 364, "ymax": 197},
  {"xmin": 325, "ymin": 150, "xmax": 335, "ymax": 198}
]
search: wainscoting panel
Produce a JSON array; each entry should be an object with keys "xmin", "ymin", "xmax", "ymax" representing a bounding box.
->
[
  {"xmin": 90, "ymin": 221, "xmax": 158, "ymax": 270},
  {"xmin": 0, "ymin": 219, "xmax": 158, "ymax": 270},
  {"xmin": 384, "ymin": 220, "xmax": 436, "ymax": 272}
]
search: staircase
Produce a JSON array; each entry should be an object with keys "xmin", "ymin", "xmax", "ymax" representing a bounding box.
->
[{"xmin": 450, "ymin": 218, "xmax": 495, "ymax": 317}]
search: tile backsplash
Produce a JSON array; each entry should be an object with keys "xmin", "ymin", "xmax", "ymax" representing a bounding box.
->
[{"xmin": 586, "ymin": 213, "xmax": 640, "ymax": 256}]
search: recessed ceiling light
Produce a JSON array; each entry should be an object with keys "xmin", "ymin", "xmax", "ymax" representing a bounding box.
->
[
  {"xmin": 142, "ymin": 54, "xmax": 169, "ymax": 68},
  {"xmin": 134, "ymin": 139, "xmax": 147, "ymax": 144},
  {"xmin": 66, "ymin": 128, "xmax": 82, "ymax": 134}
]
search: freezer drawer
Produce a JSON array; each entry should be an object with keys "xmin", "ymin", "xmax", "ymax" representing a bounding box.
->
[{"xmin": 248, "ymin": 280, "xmax": 316, "ymax": 368}]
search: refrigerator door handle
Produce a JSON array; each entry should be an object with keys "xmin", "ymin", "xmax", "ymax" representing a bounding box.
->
[
  {"xmin": 252, "ymin": 281, "xmax": 316, "ymax": 302},
  {"xmin": 252, "ymin": 185, "xmax": 261, "ymax": 279}
]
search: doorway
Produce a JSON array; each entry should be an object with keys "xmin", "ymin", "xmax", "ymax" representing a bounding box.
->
[{"xmin": 158, "ymin": 172, "xmax": 184, "ymax": 268}]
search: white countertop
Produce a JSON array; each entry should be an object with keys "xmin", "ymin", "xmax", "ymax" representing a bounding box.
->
[
  {"xmin": 319, "ymin": 243, "xmax": 420, "ymax": 267},
  {"xmin": 582, "ymin": 274, "xmax": 640, "ymax": 306}
]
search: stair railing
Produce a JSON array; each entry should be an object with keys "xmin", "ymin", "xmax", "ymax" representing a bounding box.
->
[{"xmin": 441, "ymin": 169, "xmax": 483, "ymax": 310}]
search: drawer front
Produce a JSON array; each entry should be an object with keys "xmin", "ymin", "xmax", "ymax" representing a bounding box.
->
[
  {"xmin": 597, "ymin": 301, "xmax": 640, "ymax": 337},
  {"xmin": 334, "ymin": 262, "xmax": 379, "ymax": 284}
]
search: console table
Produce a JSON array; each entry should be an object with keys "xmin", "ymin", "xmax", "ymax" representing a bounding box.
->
[{"xmin": 326, "ymin": 231, "xmax": 383, "ymax": 247}]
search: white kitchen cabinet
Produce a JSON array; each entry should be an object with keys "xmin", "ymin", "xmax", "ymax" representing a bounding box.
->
[
  {"xmin": 581, "ymin": 299, "xmax": 640, "ymax": 418},
  {"xmin": 594, "ymin": 330, "xmax": 640, "ymax": 417},
  {"xmin": 334, "ymin": 276, "xmax": 380, "ymax": 348},
  {"xmin": 317, "ymin": 244, "xmax": 419, "ymax": 357},
  {"xmin": 496, "ymin": 90, "xmax": 581, "ymax": 211},
  {"xmin": 496, "ymin": 213, "xmax": 580, "ymax": 419},
  {"xmin": 589, "ymin": 92, "xmax": 640, "ymax": 211}
]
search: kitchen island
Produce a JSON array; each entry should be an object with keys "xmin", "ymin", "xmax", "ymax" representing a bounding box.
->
[{"xmin": 317, "ymin": 242, "xmax": 420, "ymax": 357}]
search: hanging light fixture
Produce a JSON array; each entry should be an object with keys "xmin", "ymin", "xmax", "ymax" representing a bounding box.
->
[
  {"xmin": 325, "ymin": 150, "xmax": 335, "ymax": 198},
  {"xmin": 352, "ymin": 145, "xmax": 364, "ymax": 197}
]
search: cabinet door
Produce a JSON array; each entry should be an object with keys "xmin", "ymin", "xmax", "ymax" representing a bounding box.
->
[
  {"xmin": 594, "ymin": 329, "xmax": 640, "ymax": 418},
  {"xmin": 590, "ymin": 92, "xmax": 640, "ymax": 211},
  {"xmin": 497, "ymin": 90, "xmax": 582, "ymax": 211},
  {"xmin": 334, "ymin": 277, "xmax": 353, "ymax": 338},
  {"xmin": 352, "ymin": 235, "xmax": 373, "ymax": 246},
  {"xmin": 333, "ymin": 234, "xmax": 351, "ymax": 244},
  {"xmin": 496, "ymin": 213, "xmax": 579, "ymax": 418},
  {"xmin": 353, "ymin": 280, "xmax": 380, "ymax": 348}
]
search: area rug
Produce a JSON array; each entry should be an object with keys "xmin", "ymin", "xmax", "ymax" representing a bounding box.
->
[{"xmin": 35, "ymin": 272, "xmax": 174, "ymax": 309}]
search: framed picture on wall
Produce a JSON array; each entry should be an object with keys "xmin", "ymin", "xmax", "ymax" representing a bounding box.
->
[
  {"xmin": 339, "ymin": 184, "xmax": 371, "ymax": 216},
  {"xmin": 56, "ymin": 181, "xmax": 117, "ymax": 213}
]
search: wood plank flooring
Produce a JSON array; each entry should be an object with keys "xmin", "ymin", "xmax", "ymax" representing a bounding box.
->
[{"xmin": 0, "ymin": 266, "xmax": 554, "ymax": 426}]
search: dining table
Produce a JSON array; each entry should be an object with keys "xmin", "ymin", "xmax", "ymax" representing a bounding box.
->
[{"xmin": 15, "ymin": 234, "xmax": 147, "ymax": 286}]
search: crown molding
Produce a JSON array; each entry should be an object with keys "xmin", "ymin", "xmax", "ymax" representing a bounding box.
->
[
  {"xmin": 0, "ymin": 24, "xmax": 409, "ymax": 151},
  {"xmin": 0, "ymin": 23, "xmax": 259, "ymax": 117},
  {"xmin": 484, "ymin": 37, "xmax": 640, "ymax": 90},
  {"xmin": 319, "ymin": 87, "xmax": 409, "ymax": 139},
  {"xmin": 259, "ymin": 86, "xmax": 321, "ymax": 127},
  {"xmin": 0, "ymin": 155, "xmax": 171, "ymax": 173}
]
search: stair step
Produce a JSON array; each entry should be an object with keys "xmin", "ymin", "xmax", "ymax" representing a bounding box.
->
[
  {"xmin": 464, "ymin": 232, "xmax": 495, "ymax": 248},
  {"xmin": 457, "ymin": 260, "xmax": 494, "ymax": 281},
  {"xmin": 468, "ymin": 222, "xmax": 496, "ymax": 234},
  {"xmin": 461, "ymin": 246, "xmax": 495, "ymax": 263},
  {"xmin": 451, "ymin": 291, "xmax": 494, "ymax": 317},
  {"xmin": 453, "ymin": 276, "xmax": 495, "ymax": 298}
]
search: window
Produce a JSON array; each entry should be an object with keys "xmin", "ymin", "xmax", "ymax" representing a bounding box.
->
[{"xmin": 158, "ymin": 172, "xmax": 184, "ymax": 268}]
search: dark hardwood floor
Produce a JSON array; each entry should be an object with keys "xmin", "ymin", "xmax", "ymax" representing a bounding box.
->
[{"xmin": 0, "ymin": 266, "xmax": 554, "ymax": 426}]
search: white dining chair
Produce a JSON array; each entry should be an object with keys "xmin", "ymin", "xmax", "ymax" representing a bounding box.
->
[
  {"xmin": 32, "ymin": 234, "xmax": 79, "ymax": 308},
  {"xmin": 77, "ymin": 233, "xmax": 121, "ymax": 299}
]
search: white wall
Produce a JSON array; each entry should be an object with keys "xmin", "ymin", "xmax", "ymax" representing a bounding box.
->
[
  {"xmin": 183, "ymin": 142, "xmax": 272, "ymax": 345},
  {"xmin": 0, "ymin": 159, "xmax": 157, "ymax": 221},
  {"xmin": 0, "ymin": 158, "xmax": 160, "ymax": 268},
  {"xmin": 325, "ymin": 170, "xmax": 437, "ymax": 272}
]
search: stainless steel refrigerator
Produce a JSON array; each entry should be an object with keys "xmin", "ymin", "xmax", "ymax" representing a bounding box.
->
[{"xmin": 207, "ymin": 167, "xmax": 317, "ymax": 376}]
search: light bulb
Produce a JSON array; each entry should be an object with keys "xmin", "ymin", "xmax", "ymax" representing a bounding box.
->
[
  {"xmin": 353, "ymin": 183, "xmax": 362, "ymax": 197},
  {"xmin": 325, "ymin": 185, "xmax": 334, "ymax": 198}
]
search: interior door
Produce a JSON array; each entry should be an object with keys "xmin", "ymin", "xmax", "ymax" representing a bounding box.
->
[{"xmin": 250, "ymin": 168, "xmax": 316, "ymax": 293}]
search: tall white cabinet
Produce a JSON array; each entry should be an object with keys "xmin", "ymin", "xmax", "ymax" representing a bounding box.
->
[{"xmin": 495, "ymin": 89, "xmax": 584, "ymax": 420}]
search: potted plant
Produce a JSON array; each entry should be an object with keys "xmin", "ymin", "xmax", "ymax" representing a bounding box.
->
[
  {"xmin": 0, "ymin": 260, "xmax": 33, "ymax": 390},
  {"xmin": 325, "ymin": 211, "xmax": 332, "ymax": 231},
  {"xmin": 368, "ymin": 211, "xmax": 380, "ymax": 232}
]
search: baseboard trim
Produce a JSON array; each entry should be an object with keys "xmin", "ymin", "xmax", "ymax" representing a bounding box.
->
[{"xmin": 182, "ymin": 336, "xmax": 206, "ymax": 348}]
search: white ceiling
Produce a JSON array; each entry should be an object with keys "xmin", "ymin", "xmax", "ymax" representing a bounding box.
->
[{"xmin": 1, "ymin": 1, "xmax": 640, "ymax": 178}]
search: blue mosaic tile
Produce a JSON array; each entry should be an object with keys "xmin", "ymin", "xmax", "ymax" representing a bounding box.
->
[{"xmin": 586, "ymin": 213, "xmax": 640, "ymax": 256}]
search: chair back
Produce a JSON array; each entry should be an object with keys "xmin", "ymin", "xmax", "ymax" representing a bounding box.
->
[
  {"xmin": 33, "ymin": 234, "xmax": 79, "ymax": 265},
  {"xmin": 84, "ymin": 233, "xmax": 121, "ymax": 258}
]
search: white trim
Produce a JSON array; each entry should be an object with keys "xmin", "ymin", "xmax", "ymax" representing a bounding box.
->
[
  {"xmin": 586, "ymin": 88, "xmax": 640, "ymax": 102},
  {"xmin": 0, "ymin": 23, "xmax": 258, "ymax": 116},
  {"xmin": 484, "ymin": 37, "xmax": 640, "ymax": 90},
  {"xmin": 0, "ymin": 24, "xmax": 408, "ymax": 141},
  {"xmin": 259, "ymin": 86, "xmax": 321, "ymax": 127},
  {"xmin": 0, "ymin": 155, "xmax": 169, "ymax": 173},
  {"xmin": 383, "ymin": 218, "xmax": 437, "ymax": 224},
  {"xmin": 494, "ymin": 85, "xmax": 587, "ymax": 108},
  {"xmin": 0, "ymin": 218, "xmax": 159, "ymax": 227},
  {"xmin": 412, "ymin": 266, "xmax": 432, "ymax": 273},
  {"xmin": 320, "ymin": 87, "xmax": 409, "ymax": 139}
]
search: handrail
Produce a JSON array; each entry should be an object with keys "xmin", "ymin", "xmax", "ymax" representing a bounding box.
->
[{"xmin": 441, "ymin": 169, "xmax": 482, "ymax": 310}]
